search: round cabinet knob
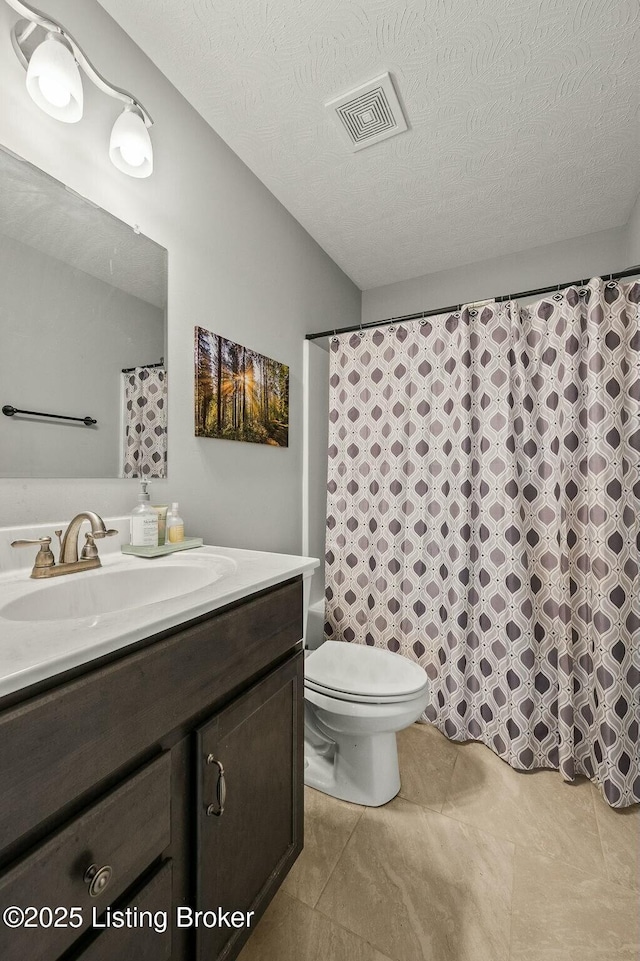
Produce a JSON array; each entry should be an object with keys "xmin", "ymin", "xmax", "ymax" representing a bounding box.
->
[{"xmin": 84, "ymin": 863, "xmax": 113, "ymax": 898}]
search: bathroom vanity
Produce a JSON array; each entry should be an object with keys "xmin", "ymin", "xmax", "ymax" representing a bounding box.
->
[{"xmin": 0, "ymin": 536, "xmax": 317, "ymax": 961}]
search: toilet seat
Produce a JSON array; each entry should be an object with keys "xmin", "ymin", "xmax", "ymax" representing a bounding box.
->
[
  {"xmin": 304, "ymin": 640, "xmax": 427, "ymax": 704},
  {"xmin": 304, "ymin": 678, "xmax": 426, "ymax": 704}
]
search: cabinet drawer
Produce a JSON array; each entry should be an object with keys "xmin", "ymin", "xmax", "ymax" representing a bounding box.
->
[
  {"xmin": 70, "ymin": 861, "xmax": 172, "ymax": 961},
  {"xmin": 0, "ymin": 753, "xmax": 171, "ymax": 961}
]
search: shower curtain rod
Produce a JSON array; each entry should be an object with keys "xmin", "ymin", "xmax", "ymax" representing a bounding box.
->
[{"xmin": 305, "ymin": 263, "xmax": 640, "ymax": 342}]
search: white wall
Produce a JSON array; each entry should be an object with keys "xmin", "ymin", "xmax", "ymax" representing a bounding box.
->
[
  {"xmin": 0, "ymin": 233, "xmax": 164, "ymax": 478},
  {"xmin": 362, "ymin": 225, "xmax": 629, "ymax": 323},
  {"xmin": 303, "ymin": 341, "xmax": 330, "ymax": 604},
  {"xmin": 0, "ymin": 0, "xmax": 360, "ymax": 555}
]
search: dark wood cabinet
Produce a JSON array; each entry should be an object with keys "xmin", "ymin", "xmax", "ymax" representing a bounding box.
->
[
  {"xmin": 196, "ymin": 652, "xmax": 304, "ymax": 961},
  {"xmin": 0, "ymin": 576, "xmax": 304, "ymax": 961}
]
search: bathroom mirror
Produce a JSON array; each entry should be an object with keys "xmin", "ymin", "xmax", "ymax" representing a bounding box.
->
[{"xmin": 0, "ymin": 145, "xmax": 168, "ymax": 479}]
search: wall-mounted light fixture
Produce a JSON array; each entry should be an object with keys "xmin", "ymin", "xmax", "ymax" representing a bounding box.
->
[{"xmin": 5, "ymin": 0, "xmax": 154, "ymax": 178}]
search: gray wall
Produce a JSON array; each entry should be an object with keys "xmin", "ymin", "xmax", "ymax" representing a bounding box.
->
[
  {"xmin": 362, "ymin": 224, "xmax": 630, "ymax": 323},
  {"xmin": 0, "ymin": 0, "xmax": 360, "ymax": 554},
  {"xmin": 0, "ymin": 232, "xmax": 164, "ymax": 478},
  {"xmin": 627, "ymin": 194, "xmax": 640, "ymax": 265}
]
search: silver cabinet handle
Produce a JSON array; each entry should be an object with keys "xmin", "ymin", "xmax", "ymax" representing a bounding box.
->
[
  {"xmin": 84, "ymin": 863, "xmax": 113, "ymax": 897},
  {"xmin": 206, "ymin": 755, "xmax": 226, "ymax": 817}
]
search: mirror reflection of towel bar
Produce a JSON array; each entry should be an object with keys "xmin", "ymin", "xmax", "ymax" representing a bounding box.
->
[
  {"xmin": 121, "ymin": 358, "xmax": 164, "ymax": 374},
  {"xmin": 2, "ymin": 405, "xmax": 97, "ymax": 426}
]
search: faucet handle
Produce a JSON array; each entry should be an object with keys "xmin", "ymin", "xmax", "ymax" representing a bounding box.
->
[
  {"xmin": 81, "ymin": 528, "xmax": 117, "ymax": 559},
  {"xmin": 81, "ymin": 532, "xmax": 99, "ymax": 560},
  {"xmin": 11, "ymin": 537, "xmax": 52, "ymax": 548},
  {"xmin": 11, "ymin": 537, "xmax": 55, "ymax": 574}
]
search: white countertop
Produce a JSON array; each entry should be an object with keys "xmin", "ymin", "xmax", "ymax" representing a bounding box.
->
[{"xmin": 0, "ymin": 542, "xmax": 318, "ymax": 700}]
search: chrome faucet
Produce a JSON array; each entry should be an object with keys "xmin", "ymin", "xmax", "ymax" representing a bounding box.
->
[{"xmin": 12, "ymin": 512, "xmax": 118, "ymax": 579}]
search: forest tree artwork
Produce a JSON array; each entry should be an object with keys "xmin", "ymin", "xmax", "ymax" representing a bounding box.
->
[{"xmin": 195, "ymin": 326, "xmax": 289, "ymax": 446}]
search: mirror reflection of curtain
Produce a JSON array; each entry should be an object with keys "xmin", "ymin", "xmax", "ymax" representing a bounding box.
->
[{"xmin": 122, "ymin": 367, "xmax": 167, "ymax": 478}]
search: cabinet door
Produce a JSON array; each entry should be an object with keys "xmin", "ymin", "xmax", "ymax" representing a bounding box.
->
[{"xmin": 196, "ymin": 652, "xmax": 304, "ymax": 961}]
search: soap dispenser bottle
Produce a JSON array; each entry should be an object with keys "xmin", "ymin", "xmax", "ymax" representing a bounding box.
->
[
  {"xmin": 130, "ymin": 480, "xmax": 159, "ymax": 547},
  {"xmin": 166, "ymin": 502, "xmax": 185, "ymax": 544}
]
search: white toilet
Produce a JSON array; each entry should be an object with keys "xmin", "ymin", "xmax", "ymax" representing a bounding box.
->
[{"xmin": 304, "ymin": 640, "xmax": 429, "ymax": 806}]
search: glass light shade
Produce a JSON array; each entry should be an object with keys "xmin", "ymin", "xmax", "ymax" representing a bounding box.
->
[
  {"xmin": 109, "ymin": 107, "xmax": 153, "ymax": 178},
  {"xmin": 26, "ymin": 34, "xmax": 83, "ymax": 123}
]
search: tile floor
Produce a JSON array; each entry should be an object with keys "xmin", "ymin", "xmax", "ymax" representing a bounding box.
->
[{"xmin": 238, "ymin": 723, "xmax": 640, "ymax": 961}]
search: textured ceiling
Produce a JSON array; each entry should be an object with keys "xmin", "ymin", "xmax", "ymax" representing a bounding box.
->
[
  {"xmin": 0, "ymin": 146, "xmax": 167, "ymax": 308},
  {"xmin": 97, "ymin": 0, "xmax": 640, "ymax": 289}
]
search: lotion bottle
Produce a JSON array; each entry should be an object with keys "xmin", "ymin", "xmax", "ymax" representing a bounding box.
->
[
  {"xmin": 130, "ymin": 480, "xmax": 159, "ymax": 547},
  {"xmin": 166, "ymin": 502, "xmax": 185, "ymax": 543}
]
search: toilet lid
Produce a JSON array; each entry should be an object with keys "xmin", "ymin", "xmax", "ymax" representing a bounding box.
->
[{"xmin": 304, "ymin": 641, "xmax": 427, "ymax": 700}]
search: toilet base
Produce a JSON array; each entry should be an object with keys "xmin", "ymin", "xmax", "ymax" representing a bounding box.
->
[{"xmin": 304, "ymin": 730, "xmax": 401, "ymax": 807}]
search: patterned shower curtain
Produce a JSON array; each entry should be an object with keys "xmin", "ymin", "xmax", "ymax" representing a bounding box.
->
[
  {"xmin": 122, "ymin": 367, "xmax": 167, "ymax": 478},
  {"xmin": 325, "ymin": 278, "xmax": 640, "ymax": 808}
]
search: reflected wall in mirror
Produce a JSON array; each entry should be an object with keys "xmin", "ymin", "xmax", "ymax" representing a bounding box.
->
[{"xmin": 0, "ymin": 145, "xmax": 168, "ymax": 479}]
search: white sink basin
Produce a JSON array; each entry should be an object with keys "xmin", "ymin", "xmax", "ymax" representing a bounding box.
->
[
  {"xmin": 0, "ymin": 526, "xmax": 318, "ymax": 700},
  {"xmin": 0, "ymin": 556, "xmax": 237, "ymax": 622}
]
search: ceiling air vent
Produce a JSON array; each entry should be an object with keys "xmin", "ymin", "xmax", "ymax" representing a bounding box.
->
[{"xmin": 325, "ymin": 72, "xmax": 408, "ymax": 151}]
